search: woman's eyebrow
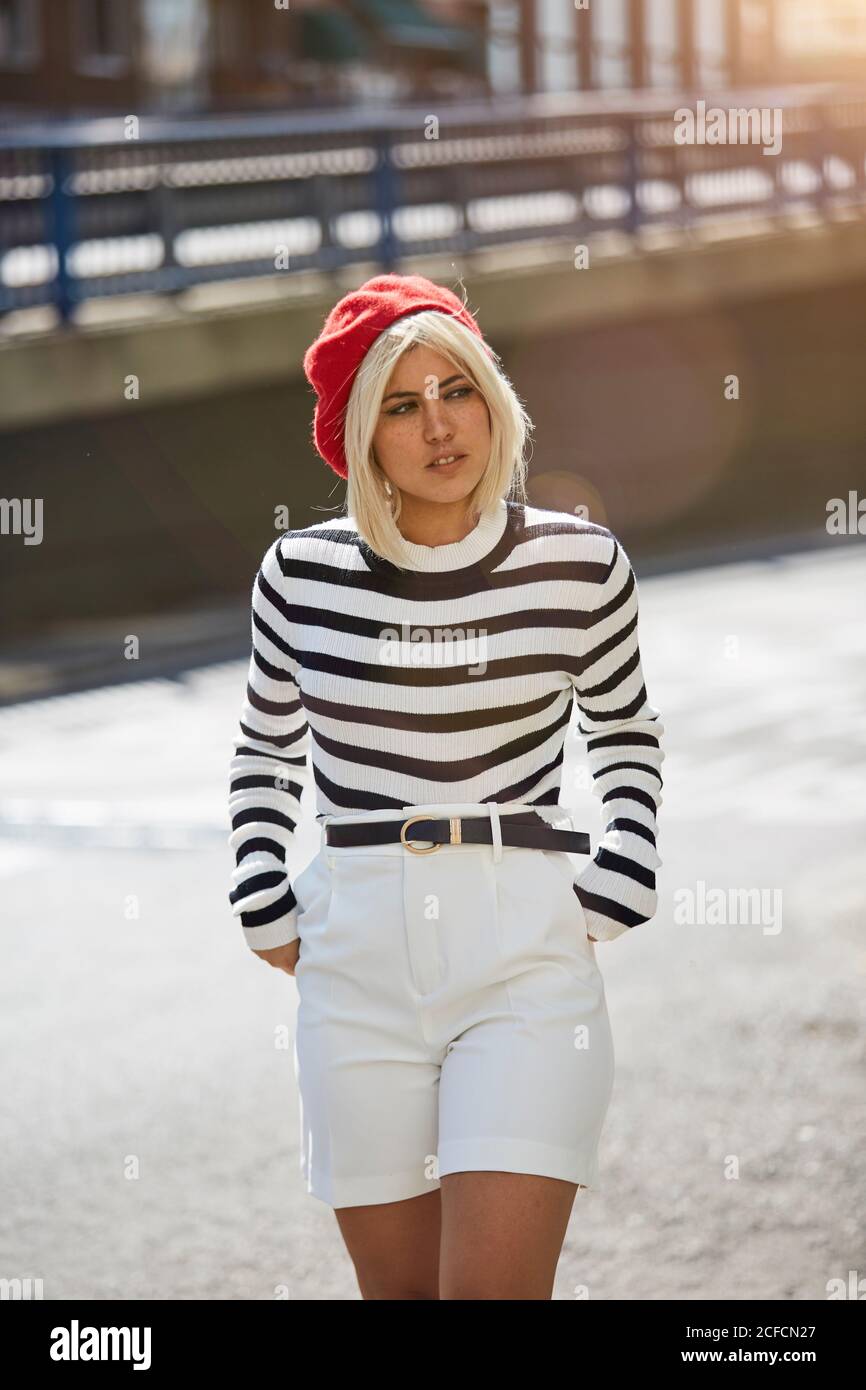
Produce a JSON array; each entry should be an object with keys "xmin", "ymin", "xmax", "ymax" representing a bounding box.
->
[{"xmin": 382, "ymin": 373, "xmax": 465, "ymax": 402}]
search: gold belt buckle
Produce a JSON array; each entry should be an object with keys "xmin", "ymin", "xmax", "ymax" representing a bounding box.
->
[{"xmin": 400, "ymin": 814, "xmax": 462, "ymax": 854}]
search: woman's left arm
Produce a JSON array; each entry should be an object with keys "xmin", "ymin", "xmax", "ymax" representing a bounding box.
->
[{"xmin": 570, "ymin": 529, "xmax": 665, "ymax": 942}]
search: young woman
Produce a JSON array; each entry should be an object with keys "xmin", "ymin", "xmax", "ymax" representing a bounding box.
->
[{"xmin": 228, "ymin": 273, "xmax": 664, "ymax": 1300}]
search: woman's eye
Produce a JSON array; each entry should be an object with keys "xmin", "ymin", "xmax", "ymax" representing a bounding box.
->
[{"xmin": 387, "ymin": 387, "xmax": 471, "ymax": 416}]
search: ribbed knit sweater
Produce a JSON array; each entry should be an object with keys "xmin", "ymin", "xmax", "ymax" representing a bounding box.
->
[{"xmin": 228, "ymin": 497, "xmax": 664, "ymax": 949}]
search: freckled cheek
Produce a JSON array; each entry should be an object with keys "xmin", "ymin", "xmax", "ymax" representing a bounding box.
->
[
  {"xmin": 385, "ymin": 420, "xmax": 424, "ymax": 455},
  {"xmin": 464, "ymin": 400, "xmax": 491, "ymax": 441},
  {"xmin": 375, "ymin": 420, "xmax": 428, "ymax": 476}
]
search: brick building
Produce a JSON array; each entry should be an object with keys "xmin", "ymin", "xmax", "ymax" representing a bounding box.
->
[{"xmin": 1, "ymin": 2, "xmax": 859, "ymax": 120}]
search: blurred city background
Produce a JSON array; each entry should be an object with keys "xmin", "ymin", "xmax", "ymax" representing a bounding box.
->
[{"xmin": 1, "ymin": 1, "xmax": 864, "ymax": 1301}]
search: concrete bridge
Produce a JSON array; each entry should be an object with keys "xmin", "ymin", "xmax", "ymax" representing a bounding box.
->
[{"xmin": 1, "ymin": 85, "xmax": 865, "ymax": 639}]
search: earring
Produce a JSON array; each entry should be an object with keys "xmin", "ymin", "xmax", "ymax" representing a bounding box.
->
[{"xmin": 383, "ymin": 480, "xmax": 393, "ymax": 497}]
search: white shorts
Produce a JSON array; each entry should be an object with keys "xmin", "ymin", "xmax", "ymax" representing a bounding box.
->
[{"xmin": 291, "ymin": 801, "xmax": 615, "ymax": 1209}]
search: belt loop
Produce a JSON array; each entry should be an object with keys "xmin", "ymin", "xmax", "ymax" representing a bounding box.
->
[{"xmin": 487, "ymin": 802, "xmax": 503, "ymax": 863}]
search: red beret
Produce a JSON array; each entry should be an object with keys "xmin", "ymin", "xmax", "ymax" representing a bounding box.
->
[{"xmin": 302, "ymin": 272, "xmax": 489, "ymax": 479}]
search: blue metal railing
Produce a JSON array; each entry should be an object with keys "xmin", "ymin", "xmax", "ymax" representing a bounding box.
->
[{"xmin": 1, "ymin": 83, "xmax": 865, "ymax": 321}]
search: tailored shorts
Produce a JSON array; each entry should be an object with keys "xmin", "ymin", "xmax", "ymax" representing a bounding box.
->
[{"xmin": 291, "ymin": 801, "xmax": 616, "ymax": 1209}]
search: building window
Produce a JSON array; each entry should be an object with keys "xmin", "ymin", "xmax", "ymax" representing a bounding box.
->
[
  {"xmin": 73, "ymin": 0, "xmax": 132, "ymax": 76},
  {"xmin": 594, "ymin": 0, "xmax": 629, "ymax": 89},
  {"xmin": 537, "ymin": 0, "xmax": 578, "ymax": 94},
  {"xmin": 0, "ymin": 0, "xmax": 40, "ymax": 68},
  {"xmin": 645, "ymin": 0, "xmax": 679, "ymax": 88},
  {"xmin": 486, "ymin": 0, "xmax": 521, "ymax": 96},
  {"xmin": 695, "ymin": 0, "xmax": 728, "ymax": 87}
]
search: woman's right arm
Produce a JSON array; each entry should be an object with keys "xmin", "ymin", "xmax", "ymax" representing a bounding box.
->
[{"xmin": 227, "ymin": 535, "xmax": 312, "ymax": 963}]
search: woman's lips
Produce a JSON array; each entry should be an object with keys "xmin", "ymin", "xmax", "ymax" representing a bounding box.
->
[{"xmin": 426, "ymin": 454, "xmax": 466, "ymax": 473}]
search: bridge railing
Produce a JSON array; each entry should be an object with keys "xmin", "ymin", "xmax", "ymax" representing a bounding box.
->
[{"xmin": 1, "ymin": 83, "xmax": 865, "ymax": 321}]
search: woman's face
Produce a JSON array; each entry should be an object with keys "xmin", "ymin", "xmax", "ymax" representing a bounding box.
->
[{"xmin": 371, "ymin": 345, "xmax": 491, "ymax": 508}]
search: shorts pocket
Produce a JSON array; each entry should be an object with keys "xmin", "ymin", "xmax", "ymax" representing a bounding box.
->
[
  {"xmin": 292, "ymin": 853, "xmax": 331, "ymax": 931},
  {"xmin": 293, "ymin": 857, "xmax": 336, "ymax": 985},
  {"xmin": 538, "ymin": 849, "xmax": 590, "ymax": 948}
]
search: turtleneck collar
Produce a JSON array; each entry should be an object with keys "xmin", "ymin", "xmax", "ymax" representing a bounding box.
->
[
  {"xmin": 356, "ymin": 498, "xmax": 524, "ymax": 582},
  {"xmin": 389, "ymin": 497, "xmax": 509, "ymax": 573}
]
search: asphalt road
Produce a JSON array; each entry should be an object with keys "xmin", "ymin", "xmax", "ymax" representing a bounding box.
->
[{"xmin": 1, "ymin": 541, "xmax": 864, "ymax": 1300}]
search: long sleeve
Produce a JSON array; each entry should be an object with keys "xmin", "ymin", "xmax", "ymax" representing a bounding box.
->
[
  {"xmin": 570, "ymin": 531, "xmax": 664, "ymax": 942},
  {"xmin": 228, "ymin": 536, "xmax": 313, "ymax": 953}
]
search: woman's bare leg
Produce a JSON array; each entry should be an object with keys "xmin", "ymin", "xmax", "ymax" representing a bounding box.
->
[
  {"xmin": 439, "ymin": 1171, "xmax": 580, "ymax": 1299},
  {"xmin": 335, "ymin": 1188, "xmax": 441, "ymax": 1299}
]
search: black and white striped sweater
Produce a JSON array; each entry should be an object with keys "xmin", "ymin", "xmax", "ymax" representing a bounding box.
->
[{"xmin": 228, "ymin": 498, "xmax": 664, "ymax": 949}]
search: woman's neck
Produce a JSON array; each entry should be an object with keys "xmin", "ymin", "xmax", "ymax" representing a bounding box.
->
[{"xmin": 394, "ymin": 497, "xmax": 480, "ymax": 548}]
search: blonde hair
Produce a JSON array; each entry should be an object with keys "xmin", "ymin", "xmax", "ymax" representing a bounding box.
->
[{"xmin": 342, "ymin": 308, "xmax": 532, "ymax": 568}]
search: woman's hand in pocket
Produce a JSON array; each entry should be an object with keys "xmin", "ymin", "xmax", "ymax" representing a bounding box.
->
[{"xmin": 253, "ymin": 939, "xmax": 301, "ymax": 975}]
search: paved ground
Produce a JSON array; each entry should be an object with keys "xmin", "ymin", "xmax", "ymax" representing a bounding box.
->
[{"xmin": 1, "ymin": 540, "xmax": 864, "ymax": 1300}]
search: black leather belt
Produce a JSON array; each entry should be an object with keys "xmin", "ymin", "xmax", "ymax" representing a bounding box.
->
[{"xmin": 325, "ymin": 809, "xmax": 590, "ymax": 856}]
